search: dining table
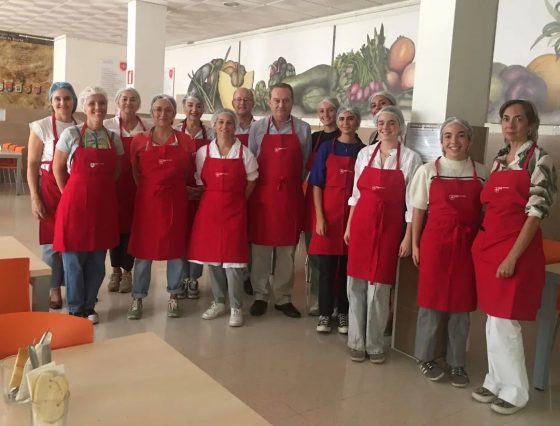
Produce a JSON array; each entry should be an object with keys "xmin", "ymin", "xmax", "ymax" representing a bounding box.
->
[
  {"xmin": 0, "ymin": 332, "xmax": 270, "ymax": 425},
  {"xmin": 0, "ymin": 150, "xmax": 24, "ymax": 195}
]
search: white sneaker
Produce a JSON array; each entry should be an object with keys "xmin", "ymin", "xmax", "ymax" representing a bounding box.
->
[
  {"xmin": 229, "ymin": 308, "xmax": 244, "ymax": 327},
  {"xmin": 202, "ymin": 302, "xmax": 227, "ymax": 320}
]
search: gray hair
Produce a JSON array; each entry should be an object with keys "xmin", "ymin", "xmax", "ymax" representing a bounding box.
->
[
  {"xmin": 368, "ymin": 91, "xmax": 397, "ymax": 107},
  {"xmin": 374, "ymin": 105, "xmax": 406, "ymax": 137},
  {"xmin": 318, "ymin": 97, "xmax": 340, "ymax": 111},
  {"xmin": 210, "ymin": 108, "xmax": 238, "ymax": 128},
  {"xmin": 78, "ymin": 86, "xmax": 108, "ymax": 112},
  {"xmin": 337, "ymin": 106, "xmax": 362, "ymax": 128},
  {"xmin": 439, "ymin": 117, "xmax": 473, "ymax": 143},
  {"xmin": 182, "ymin": 92, "xmax": 204, "ymax": 106},
  {"xmin": 150, "ymin": 94, "xmax": 177, "ymax": 114},
  {"xmin": 115, "ymin": 87, "xmax": 141, "ymax": 108}
]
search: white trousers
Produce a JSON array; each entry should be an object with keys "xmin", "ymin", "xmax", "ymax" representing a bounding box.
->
[
  {"xmin": 483, "ymin": 315, "xmax": 529, "ymax": 407},
  {"xmin": 347, "ymin": 277, "xmax": 391, "ymax": 354}
]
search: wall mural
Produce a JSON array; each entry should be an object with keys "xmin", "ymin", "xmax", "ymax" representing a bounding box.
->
[
  {"xmin": 185, "ymin": 25, "xmax": 416, "ymax": 118},
  {"xmin": 0, "ymin": 31, "xmax": 53, "ymax": 109}
]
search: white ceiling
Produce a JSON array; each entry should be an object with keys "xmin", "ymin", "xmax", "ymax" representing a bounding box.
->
[{"xmin": 0, "ymin": 0, "xmax": 404, "ymax": 46}]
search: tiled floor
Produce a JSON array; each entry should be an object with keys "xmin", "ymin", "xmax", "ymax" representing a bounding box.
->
[{"xmin": 1, "ymin": 185, "xmax": 559, "ymax": 425}]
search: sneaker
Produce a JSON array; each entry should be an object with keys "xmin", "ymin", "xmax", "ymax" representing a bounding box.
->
[
  {"xmin": 471, "ymin": 386, "xmax": 497, "ymax": 404},
  {"xmin": 349, "ymin": 348, "xmax": 366, "ymax": 362},
  {"xmin": 202, "ymin": 302, "xmax": 227, "ymax": 320},
  {"xmin": 49, "ymin": 288, "xmax": 63, "ymax": 309},
  {"xmin": 229, "ymin": 308, "xmax": 244, "ymax": 327},
  {"xmin": 490, "ymin": 398, "xmax": 523, "ymax": 415},
  {"xmin": 316, "ymin": 315, "xmax": 331, "ymax": 333},
  {"xmin": 176, "ymin": 279, "xmax": 188, "ymax": 299},
  {"xmin": 337, "ymin": 313, "xmax": 348, "ymax": 334},
  {"xmin": 127, "ymin": 298, "xmax": 143, "ymax": 320},
  {"xmin": 119, "ymin": 271, "xmax": 132, "ymax": 293},
  {"xmin": 308, "ymin": 301, "xmax": 319, "ymax": 316},
  {"xmin": 419, "ymin": 360, "xmax": 444, "ymax": 381},
  {"xmin": 369, "ymin": 352, "xmax": 386, "ymax": 364},
  {"xmin": 108, "ymin": 272, "xmax": 121, "ymax": 292},
  {"xmin": 85, "ymin": 309, "xmax": 99, "ymax": 325},
  {"xmin": 450, "ymin": 367, "xmax": 470, "ymax": 388},
  {"xmin": 167, "ymin": 298, "xmax": 180, "ymax": 318},
  {"xmin": 187, "ymin": 279, "xmax": 200, "ymax": 299}
]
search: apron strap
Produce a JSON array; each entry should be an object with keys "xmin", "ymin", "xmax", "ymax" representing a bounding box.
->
[
  {"xmin": 435, "ymin": 156, "xmax": 441, "ymax": 177},
  {"xmin": 471, "ymin": 159, "xmax": 478, "ymax": 179},
  {"xmin": 368, "ymin": 142, "xmax": 401, "ymax": 170},
  {"xmin": 521, "ymin": 143, "xmax": 537, "ymax": 170}
]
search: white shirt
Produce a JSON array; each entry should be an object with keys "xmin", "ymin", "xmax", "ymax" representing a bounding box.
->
[
  {"xmin": 103, "ymin": 116, "xmax": 150, "ymax": 137},
  {"xmin": 348, "ymin": 143, "xmax": 422, "ymax": 222},
  {"xmin": 174, "ymin": 122, "xmax": 215, "ymax": 141},
  {"xmin": 410, "ymin": 157, "xmax": 488, "ymax": 210},
  {"xmin": 190, "ymin": 139, "xmax": 257, "ymax": 268},
  {"xmin": 29, "ymin": 116, "xmax": 81, "ymax": 172}
]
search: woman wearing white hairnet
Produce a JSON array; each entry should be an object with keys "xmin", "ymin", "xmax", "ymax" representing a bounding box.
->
[
  {"xmin": 27, "ymin": 81, "xmax": 80, "ymax": 309},
  {"xmin": 345, "ymin": 106, "xmax": 421, "ymax": 363},
  {"xmin": 104, "ymin": 87, "xmax": 149, "ymax": 294},
  {"xmin": 52, "ymin": 87, "xmax": 123, "ymax": 324},
  {"xmin": 187, "ymin": 109, "xmax": 258, "ymax": 327},
  {"xmin": 368, "ymin": 91, "xmax": 396, "ymax": 145}
]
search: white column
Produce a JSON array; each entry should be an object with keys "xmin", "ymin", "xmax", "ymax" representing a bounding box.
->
[
  {"xmin": 411, "ymin": 0, "xmax": 499, "ymax": 125},
  {"xmin": 127, "ymin": 0, "xmax": 166, "ymax": 113},
  {"xmin": 53, "ymin": 35, "xmax": 68, "ymax": 82}
]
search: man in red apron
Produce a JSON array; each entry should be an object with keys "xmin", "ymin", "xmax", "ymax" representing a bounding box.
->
[
  {"xmin": 232, "ymin": 87, "xmax": 256, "ymax": 296},
  {"xmin": 248, "ymin": 83, "xmax": 311, "ymax": 318},
  {"xmin": 410, "ymin": 118, "xmax": 486, "ymax": 387},
  {"xmin": 52, "ymin": 86, "xmax": 122, "ymax": 324}
]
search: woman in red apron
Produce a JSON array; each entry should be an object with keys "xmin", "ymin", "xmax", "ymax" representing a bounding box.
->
[
  {"xmin": 52, "ymin": 87, "xmax": 122, "ymax": 324},
  {"xmin": 104, "ymin": 88, "xmax": 148, "ymax": 294},
  {"xmin": 345, "ymin": 106, "xmax": 422, "ymax": 363},
  {"xmin": 127, "ymin": 95, "xmax": 195, "ymax": 320},
  {"xmin": 304, "ymin": 97, "xmax": 340, "ymax": 316},
  {"xmin": 471, "ymin": 100, "xmax": 557, "ymax": 415},
  {"xmin": 176, "ymin": 93, "xmax": 214, "ymax": 300},
  {"xmin": 187, "ymin": 109, "xmax": 258, "ymax": 327},
  {"xmin": 410, "ymin": 117, "xmax": 486, "ymax": 387},
  {"xmin": 27, "ymin": 82, "xmax": 78, "ymax": 309},
  {"xmin": 308, "ymin": 106, "xmax": 364, "ymax": 334}
]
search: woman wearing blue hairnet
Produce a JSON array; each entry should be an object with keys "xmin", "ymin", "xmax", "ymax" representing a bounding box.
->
[{"xmin": 27, "ymin": 82, "xmax": 80, "ymax": 309}]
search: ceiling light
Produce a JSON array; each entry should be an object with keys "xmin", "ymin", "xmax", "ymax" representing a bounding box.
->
[{"xmin": 224, "ymin": 2, "xmax": 240, "ymax": 6}]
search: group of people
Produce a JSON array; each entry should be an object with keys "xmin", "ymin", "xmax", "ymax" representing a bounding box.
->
[{"xmin": 27, "ymin": 81, "xmax": 556, "ymax": 416}]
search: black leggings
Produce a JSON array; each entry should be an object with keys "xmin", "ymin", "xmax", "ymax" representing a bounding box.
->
[
  {"xmin": 318, "ymin": 255, "xmax": 349, "ymax": 316},
  {"xmin": 109, "ymin": 233, "xmax": 134, "ymax": 271}
]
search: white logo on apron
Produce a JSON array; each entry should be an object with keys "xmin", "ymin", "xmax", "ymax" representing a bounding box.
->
[
  {"xmin": 493, "ymin": 186, "xmax": 510, "ymax": 193},
  {"xmin": 371, "ymin": 185, "xmax": 386, "ymax": 191},
  {"xmin": 215, "ymin": 172, "xmax": 229, "ymax": 177},
  {"xmin": 89, "ymin": 162, "xmax": 104, "ymax": 168},
  {"xmin": 274, "ymin": 147, "xmax": 288, "ymax": 153},
  {"xmin": 339, "ymin": 169, "xmax": 352, "ymax": 174},
  {"xmin": 449, "ymin": 194, "xmax": 467, "ymax": 201},
  {"xmin": 159, "ymin": 159, "xmax": 172, "ymax": 165}
]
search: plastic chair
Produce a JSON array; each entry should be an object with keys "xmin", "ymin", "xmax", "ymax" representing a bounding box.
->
[
  {"xmin": 0, "ymin": 257, "xmax": 30, "ymax": 314},
  {"xmin": 533, "ymin": 239, "xmax": 560, "ymax": 390},
  {"xmin": 0, "ymin": 312, "xmax": 93, "ymax": 359}
]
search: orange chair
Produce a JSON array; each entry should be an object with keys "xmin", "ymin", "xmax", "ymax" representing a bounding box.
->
[
  {"xmin": 0, "ymin": 312, "xmax": 93, "ymax": 359},
  {"xmin": 0, "ymin": 257, "xmax": 30, "ymax": 314}
]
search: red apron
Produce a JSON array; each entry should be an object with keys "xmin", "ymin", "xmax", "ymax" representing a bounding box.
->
[
  {"xmin": 303, "ymin": 132, "xmax": 332, "ymax": 233},
  {"xmin": 308, "ymin": 140, "xmax": 356, "ymax": 255},
  {"xmin": 116, "ymin": 117, "xmax": 146, "ymax": 233},
  {"xmin": 248, "ymin": 118, "xmax": 304, "ymax": 246},
  {"xmin": 128, "ymin": 131, "xmax": 190, "ymax": 260},
  {"xmin": 180, "ymin": 121, "xmax": 210, "ymax": 150},
  {"xmin": 347, "ymin": 143, "xmax": 405, "ymax": 284},
  {"xmin": 236, "ymin": 133, "xmax": 249, "ymax": 147},
  {"xmin": 472, "ymin": 144, "xmax": 544, "ymax": 320},
  {"xmin": 39, "ymin": 114, "xmax": 71, "ymax": 245},
  {"xmin": 417, "ymin": 158, "xmax": 482, "ymax": 312},
  {"xmin": 53, "ymin": 124, "xmax": 118, "ymax": 252},
  {"xmin": 188, "ymin": 143, "xmax": 248, "ymax": 263}
]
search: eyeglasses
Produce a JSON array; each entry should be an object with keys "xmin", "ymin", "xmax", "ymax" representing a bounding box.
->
[{"xmin": 233, "ymin": 98, "xmax": 253, "ymax": 103}]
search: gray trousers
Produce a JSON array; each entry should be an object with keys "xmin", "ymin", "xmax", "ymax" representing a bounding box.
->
[
  {"xmin": 414, "ymin": 307, "xmax": 470, "ymax": 367},
  {"xmin": 132, "ymin": 258, "xmax": 184, "ymax": 299},
  {"xmin": 207, "ymin": 265, "xmax": 243, "ymax": 309},
  {"xmin": 347, "ymin": 277, "xmax": 391, "ymax": 354},
  {"xmin": 304, "ymin": 232, "xmax": 319, "ymax": 297},
  {"xmin": 251, "ymin": 244, "xmax": 295, "ymax": 305}
]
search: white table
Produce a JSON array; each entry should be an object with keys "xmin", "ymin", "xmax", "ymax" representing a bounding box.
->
[
  {"xmin": 0, "ymin": 151, "xmax": 24, "ymax": 195},
  {"xmin": 0, "ymin": 332, "xmax": 270, "ymax": 425},
  {"xmin": 0, "ymin": 236, "xmax": 51, "ymax": 311}
]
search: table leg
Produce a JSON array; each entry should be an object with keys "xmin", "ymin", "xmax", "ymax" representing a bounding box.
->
[
  {"xmin": 31, "ymin": 276, "xmax": 51, "ymax": 312},
  {"xmin": 15, "ymin": 155, "xmax": 23, "ymax": 195}
]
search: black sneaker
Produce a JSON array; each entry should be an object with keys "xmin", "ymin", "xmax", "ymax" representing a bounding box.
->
[
  {"xmin": 337, "ymin": 314, "xmax": 348, "ymax": 334},
  {"xmin": 419, "ymin": 360, "xmax": 444, "ymax": 381},
  {"xmin": 450, "ymin": 367, "xmax": 470, "ymax": 388},
  {"xmin": 316, "ymin": 315, "xmax": 331, "ymax": 333}
]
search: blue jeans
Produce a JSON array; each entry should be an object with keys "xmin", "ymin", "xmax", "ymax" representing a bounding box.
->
[
  {"xmin": 42, "ymin": 244, "xmax": 64, "ymax": 289},
  {"xmin": 62, "ymin": 251, "xmax": 106, "ymax": 314},
  {"xmin": 132, "ymin": 258, "xmax": 184, "ymax": 299},
  {"xmin": 181, "ymin": 259, "xmax": 203, "ymax": 281}
]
